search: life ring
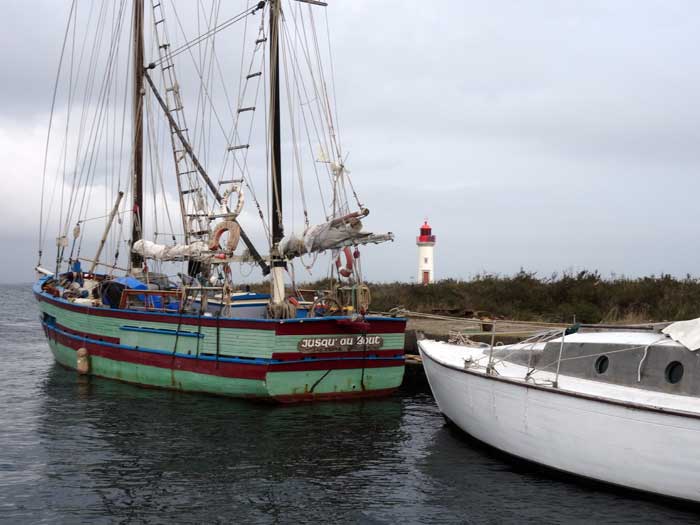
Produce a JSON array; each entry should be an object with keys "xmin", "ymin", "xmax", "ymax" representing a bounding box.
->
[
  {"xmin": 220, "ymin": 184, "xmax": 245, "ymax": 219},
  {"xmin": 208, "ymin": 220, "xmax": 241, "ymax": 252},
  {"xmin": 335, "ymin": 246, "xmax": 353, "ymax": 278}
]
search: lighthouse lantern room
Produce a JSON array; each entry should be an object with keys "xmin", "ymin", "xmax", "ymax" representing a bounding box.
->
[{"xmin": 416, "ymin": 220, "xmax": 436, "ymax": 285}]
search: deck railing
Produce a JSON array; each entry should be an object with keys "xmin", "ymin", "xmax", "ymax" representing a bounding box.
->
[{"xmin": 118, "ymin": 289, "xmax": 183, "ymax": 311}]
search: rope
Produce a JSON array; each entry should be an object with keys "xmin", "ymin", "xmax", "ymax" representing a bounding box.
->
[
  {"xmin": 535, "ymin": 339, "xmax": 671, "ymax": 373},
  {"xmin": 461, "ymin": 331, "xmax": 673, "ymax": 384},
  {"xmin": 281, "ymin": 18, "xmax": 310, "ymax": 229},
  {"xmin": 638, "ymin": 337, "xmax": 667, "ymax": 381},
  {"xmin": 217, "ymin": 14, "xmax": 271, "ymax": 240},
  {"xmin": 153, "ymin": 4, "xmax": 259, "ymax": 65},
  {"xmin": 50, "ymin": 1, "xmax": 131, "ymax": 274},
  {"xmin": 40, "ymin": 0, "xmax": 76, "ymax": 264}
]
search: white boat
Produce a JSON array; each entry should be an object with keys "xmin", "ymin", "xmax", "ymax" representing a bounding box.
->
[{"xmin": 419, "ymin": 324, "xmax": 700, "ymax": 503}]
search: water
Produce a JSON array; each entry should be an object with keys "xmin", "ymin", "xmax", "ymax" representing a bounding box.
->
[{"xmin": 1, "ymin": 284, "xmax": 698, "ymax": 524}]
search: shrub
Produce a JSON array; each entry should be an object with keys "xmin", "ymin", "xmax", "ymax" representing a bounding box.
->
[{"xmin": 257, "ymin": 271, "xmax": 700, "ymax": 323}]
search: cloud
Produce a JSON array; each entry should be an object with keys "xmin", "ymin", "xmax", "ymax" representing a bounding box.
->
[{"xmin": 2, "ymin": 0, "xmax": 700, "ymax": 284}]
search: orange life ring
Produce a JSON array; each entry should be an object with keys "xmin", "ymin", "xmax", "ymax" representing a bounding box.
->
[
  {"xmin": 335, "ymin": 246, "xmax": 353, "ymax": 278},
  {"xmin": 208, "ymin": 220, "xmax": 241, "ymax": 252}
]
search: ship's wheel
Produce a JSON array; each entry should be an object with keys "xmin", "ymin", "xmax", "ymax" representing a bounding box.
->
[{"xmin": 309, "ymin": 294, "xmax": 343, "ymax": 318}]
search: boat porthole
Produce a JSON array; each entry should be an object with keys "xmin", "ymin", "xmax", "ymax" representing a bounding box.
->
[
  {"xmin": 665, "ymin": 361, "xmax": 684, "ymax": 384},
  {"xmin": 594, "ymin": 355, "xmax": 609, "ymax": 374}
]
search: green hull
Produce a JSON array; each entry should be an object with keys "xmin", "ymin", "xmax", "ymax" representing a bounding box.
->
[
  {"xmin": 48, "ymin": 339, "xmax": 405, "ymax": 400},
  {"xmin": 36, "ymin": 281, "xmax": 406, "ymax": 402}
]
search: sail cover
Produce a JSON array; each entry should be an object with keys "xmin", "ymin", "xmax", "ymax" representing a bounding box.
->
[
  {"xmin": 132, "ymin": 239, "xmax": 210, "ymax": 261},
  {"xmin": 662, "ymin": 318, "xmax": 700, "ymax": 351}
]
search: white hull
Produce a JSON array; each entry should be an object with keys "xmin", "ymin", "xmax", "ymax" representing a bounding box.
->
[{"xmin": 419, "ymin": 339, "xmax": 700, "ymax": 502}]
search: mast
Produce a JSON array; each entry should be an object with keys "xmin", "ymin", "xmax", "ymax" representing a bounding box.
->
[
  {"xmin": 269, "ymin": 0, "xmax": 285, "ymax": 303},
  {"xmin": 130, "ymin": 0, "xmax": 144, "ymax": 270},
  {"xmin": 90, "ymin": 191, "xmax": 125, "ymax": 273},
  {"xmin": 270, "ymin": 0, "xmax": 282, "ymax": 246}
]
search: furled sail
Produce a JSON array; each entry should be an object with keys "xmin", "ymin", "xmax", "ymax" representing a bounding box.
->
[
  {"xmin": 280, "ymin": 210, "xmax": 394, "ymax": 258},
  {"xmin": 132, "ymin": 239, "xmax": 210, "ymax": 261}
]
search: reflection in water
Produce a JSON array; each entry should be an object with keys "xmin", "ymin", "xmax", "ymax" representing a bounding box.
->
[
  {"xmin": 37, "ymin": 365, "xmax": 407, "ymax": 522},
  {"xmin": 2, "ymin": 285, "xmax": 700, "ymax": 523},
  {"xmin": 420, "ymin": 412, "xmax": 700, "ymax": 524}
]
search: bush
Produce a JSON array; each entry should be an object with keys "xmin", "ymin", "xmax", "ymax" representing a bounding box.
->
[{"xmin": 246, "ymin": 271, "xmax": 700, "ymax": 323}]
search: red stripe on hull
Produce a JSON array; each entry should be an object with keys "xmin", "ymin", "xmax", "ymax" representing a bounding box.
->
[
  {"xmin": 50, "ymin": 327, "xmax": 403, "ymax": 380},
  {"xmin": 52, "ymin": 330, "xmax": 266, "ymax": 380},
  {"xmin": 52, "ymin": 358, "xmax": 398, "ymax": 404},
  {"xmin": 55, "ymin": 322, "xmax": 120, "ymax": 345},
  {"xmin": 52, "ymin": 359, "xmax": 269, "ymax": 400},
  {"xmin": 36, "ymin": 291, "xmax": 405, "ymax": 335}
]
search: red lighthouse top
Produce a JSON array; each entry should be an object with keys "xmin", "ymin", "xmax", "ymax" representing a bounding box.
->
[{"xmin": 417, "ymin": 219, "xmax": 436, "ymax": 244}]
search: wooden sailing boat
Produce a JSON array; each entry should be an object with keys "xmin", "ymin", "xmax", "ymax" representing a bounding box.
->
[{"xmin": 34, "ymin": 0, "xmax": 406, "ymax": 402}]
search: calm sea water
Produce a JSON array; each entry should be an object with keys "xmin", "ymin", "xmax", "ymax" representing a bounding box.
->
[{"xmin": 1, "ymin": 284, "xmax": 698, "ymax": 524}]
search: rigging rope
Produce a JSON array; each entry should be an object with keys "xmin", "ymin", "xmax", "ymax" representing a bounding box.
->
[
  {"xmin": 153, "ymin": 3, "xmax": 261, "ymax": 66},
  {"xmin": 43, "ymin": 0, "xmax": 361, "ymax": 281},
  {"xmin": 39, "ymin": 0, "xmax": 76, "ymax": 265}
]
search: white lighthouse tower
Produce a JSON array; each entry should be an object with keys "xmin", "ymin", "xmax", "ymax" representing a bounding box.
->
[{"xmin": 416, "ymin": 219, "xmax": 436, "ymax": 285}]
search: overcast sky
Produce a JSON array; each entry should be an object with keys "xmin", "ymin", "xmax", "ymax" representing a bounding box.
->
[{"xmin": 2, "ymin": 0, "xmax": 700, "ymax": 284}]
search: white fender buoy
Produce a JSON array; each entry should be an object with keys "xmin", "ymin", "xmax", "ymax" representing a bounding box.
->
[{"xmin": 76, "ymin": 347, "xmax": 90, "ymax": 375}]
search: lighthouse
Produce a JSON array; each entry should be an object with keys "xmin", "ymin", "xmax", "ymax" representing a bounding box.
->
[{"xmin": 416, "ymin": 219, "xmax": 436, "ymax": 285}]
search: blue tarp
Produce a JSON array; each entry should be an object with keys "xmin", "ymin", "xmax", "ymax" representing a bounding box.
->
[
  {"xmin": 113, "ymin": 276, "xmax": 163, "ymax": 307},
  {"xmin": 114, "ymin": 276, "xmax": 148, "ymax": 290}
]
